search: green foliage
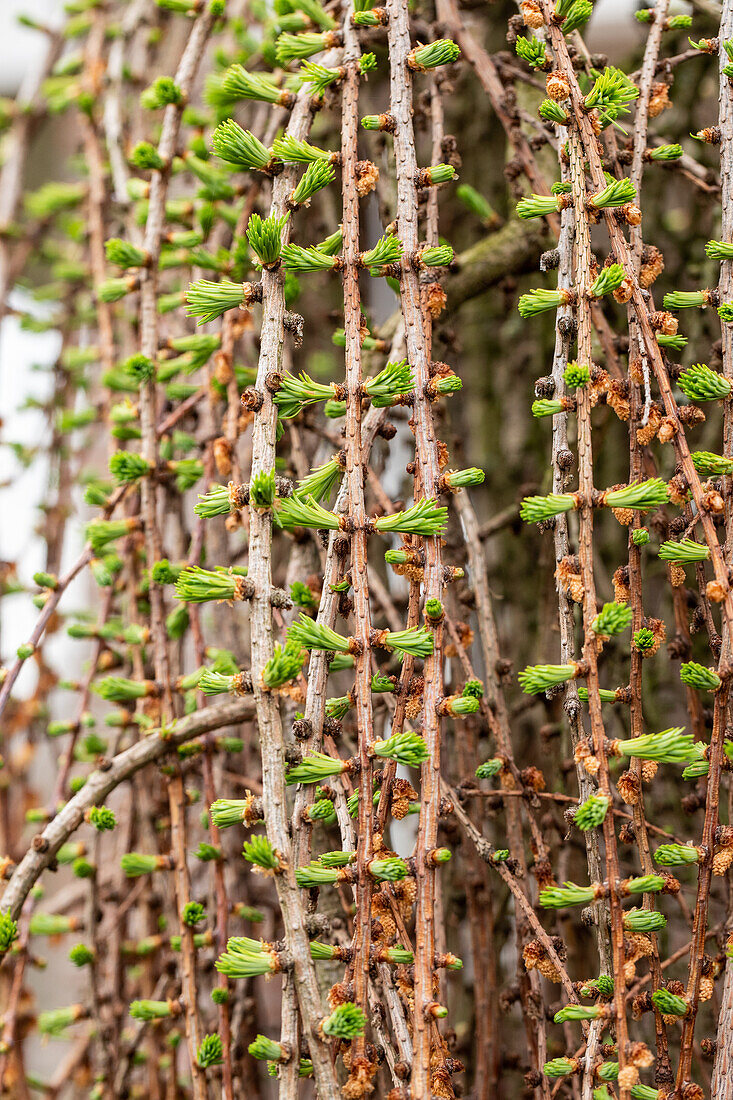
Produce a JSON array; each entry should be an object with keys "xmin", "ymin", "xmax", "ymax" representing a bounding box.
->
[
  {"xmin": 632, "ymin": 627, "xmax": 656, "ymax": 651},
  {"xmin": 109, "ymin": 450, "xmax": 151, "ymax": 484},
  {"xmin": 587, "ymin": 178, "xmax": 636, "ymax": 209},
  {"xmin": 539, "ymin": 882, "xmax": 597, "ymax": 909},
  {"xmin": 249, "ymin": 1034, "xmax": 285, "ymax": 1061},
  {"xmin": 88, "ymin": 806, "xmax": 116, "ymax": 831},
  {"xmin": 218, "ymin": 66, "xmax": 287, "ymax": 106},
  {"xmin": 361, "ymin": 233, "xmax": 405, "ymax": 273},
  {"xmin": 518, "ymin": 664, "xmax": 577, "ymax": 695},
  {"xmin": 321, "ymin": 1002, "xmax": 367, "ymax": 1039},
  {"xmin": 623, "ymin": 907, "xmax": 667, "ymax": 932},
  {"xmin": 186, "ymin": 279, "xmax": 248, "ymax": 324},
  {"xmin": 654, "ymin": 844, "xmax": 700, "ymax": 866},
  {"xmin": 590, "ymin": 263, "xmax": 627, "ymax": 298},
  {"xmin": 182, "ymin": 901, "xmax": 206, "ymax": 926},
  {"xmin": 39, "ymin": 1006, "xmax": 83, "ymax": 1034},
  {"xmin": 0, "ymin": 912, "xmax": 18, "ymax": 955},
  {"xmin": 706, "ymin": 239, "xmax": 733, "ymax": 260},
  {"xmin": 243, "ymin": 834, "xmax": 280, "ymax": 870},
  {"xmin": 664, "ymin": 290, "xmax": 708, "ymax": 309},
  {"xmin": 515, "ymin": 36, "xmax": 547, "ymax": 70},
  {"xmin": 374, "ymin": 498, "xmax": 448, "ymax": 536},
  {"xmin": 615, "ymin": 728, "xmax": 693, "ymax": 763},
  {"xmin": 174, "ymin": 565, "xmax": 247, "ymax": 603},
  {"xmin": 211, "ymin": 120, "xmax": 272, "ymax": 169},
  {"xmin": 250, "ymin": 470, "xmax": 276, "ymax": 508},
  {"xmin": 680, "ymin": 662, "xmax": 721, "ymax": 692},
  {"xmin": 299, "ymin": 60, "xmax": 343, "ymax": 96},
  {"xmin": 591, "ymin": 602, "xmax": 632, "ymax": 636},
  {"xmin": 658, "ymin": 538, "xmax": 710, "ymax": 564},
  {"xmin": 129, "ymin": 999, "xmax": 175, "ymax": 1021},
  {"xmin": 377, "ymin": 626, "xmax": 434, "ymax": 659},
  {"xmin": 271, "ymin": 135, "xmax": 332, "ymax": 163},
  {"xmin": 121, "ymin": 852, "xmax": 163, "ymax": 877},
  {"xmin": 370, "ymin": 857, "xmax": 408, "ymax": 882},
  {"xmin": 677, "ymin": 363, "xmax": 732, "ymax": 400},
  {"xmin": 408, "ymin": 39, "xmax": 460, "ymax": 71},
  {"xmin": 277, "ymin": 494, "xmax": 340, "ymax": 530},
  {"xmin": 518, "ymin": 288, "xmax": 571, "ymax": 318},
  {"xmin": 543, "ymin": 1058, "xmax": 578, "ymax": 1079},
  {"xmin": 140, "ymin": 76, "xmax": 184, "ymax": 109},
  {"xmin": 198, "ymin": 1034, "xmax": 224, "ymax": 1068},
  {"xmin": 215, "ymin": 937, "xmax": 279, "ymax": 978},
  {"xmin": 517, "ymin": 194, "xmax": 563, "ymax": 220},
  {"xmin": 554, "ymin": 1004, "xmax": 602, "ymax": 1023},
  {"xmin": 539, "ymin": 99, "xmax": 569, "ymax": 125},
  {"xmin": 625, "ymin": 875, "xmax": 666, "ymax": 895},
  {"xmin": 373, "ymin": 731, "xmax": 430, "ymax": 767},
  {"xmin": 288, "ymin": 614, "xmax": 350, "ymax": 653},
  {"xmin": 247, "ymin": 212, "xmax": 289, "ymax": 266},
  {"xmin": 69, "ymin": 943, "xmax": 95, "ymax": 966},
  {"xmin": 105, "ymin": 237, "xmax": 148, "ymax": 269},
  {"xmin": 291, "ymin": 160, "xmax": 336, "ymax": 205},
  {"xmin": 532, "ymin": 399, "xmax": 564, "ymax": 418},
  {"xmin": 476, "ymin": 758, "xmax": 503, "ymax": 779},
  {"xmin": 651, "ymin": 989, "xmax": 688, "ymax": 1017},
  {"xmin": 419, "ymin": 244, "xmax": 454, "ymax": 268},
  {"xmin": 276, "ymin": 32, "xmax": 332, "ymax": 65},
  {"xmin": 129, "ymin": 141, "xmax": 165, "ymax": 171},
  {"xmin": 262, "ymin": 640, "xmax": 306, "ymax": 689},
  {"xmin": 585, "ymin": 68, "xmax": 638, "ymax": 115},
  {"xmin": 575, "ymin": 794, "xmax": 609, "ymax": 831},
  {"xmin": 94, "ymin": 676, "xmax": 152, "ymax": 702},
  {"xmin": 602, "ymin": 479, "xmax": 669, "ymax": 511},
  {"xmin": 281, "ymin": 243, "xmax": 338, "ymax": 273},
  {"xmin": 364, "ymin": 359, "xmax": 414, "ymax": 404},
  {"xmin": 286, "ymin": 751, "xmax": 348, "ymax": 785},
  {"xmin": 562, "ymin": 0, "xmax": 593, "ymax": 34},
  {"xmin": 691, "ymin": 450, "xmax": 733, "ymax": 476},
  {"xmin": 295, "ymin": 862, "xmax": 339, "ymax": 887}
]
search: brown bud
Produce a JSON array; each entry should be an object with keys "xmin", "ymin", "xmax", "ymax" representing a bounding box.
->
[
  {"xmin": 520, "ymin": 766, "xmax": 545, "ymax": 792},
  {"xmin": 648, "ymin": 82, "xmax": 671, "ymax": 118},
  {"xmin": 628, "ymin": 1041, "xmax": 654, "ymax": 1068},
  {"xmin": 607, "ymin": 380, "xmax": 631, "ymax": 421},
  {"xmin": 707, "ymin": 579, "xmax": 728, "ymax": 603},
  {"xmin": 650, "ymin": 310, "xmax": 678, "ymax": 335},
  {"xmin": 425, "ymin": 282, "xmax": 447, "ymax": 319},
  {"xmin": 618, "ymin": 1066, "xmax": 639, "ymax": 1090},
  {"xmin": 636, "ymin": 404, "xmax": 663, "ymax": 446},
  {"xmin": 703, "ymin": 490, "xmax": 725, "ymax": 514},
  {"xmin": 613, "ymin": 565, "xmax": 631, "ymax": 603},
  {"xmin": 629, "ymin": 357, "xmax": 645, "ymax": 385},
  {"xmin": 519, "ymin": 0, "xmax": 544, "ymax": 28},
  {"xmin": 612, "ymin": 277, "xmax": 634, "ymax": 304},
  {"xmin": 556, "ymin": 556, "xmax": 584, "ymax": 603},
  {"xmin": 355, "ymin": 160, "xmax": 379, "ymax": 197},
  {"xmin": 641, "ymin": 760, "xmax": 658, "ymax": 783},
  {"xmin": 546, "ymin": 71, "xmax": 570, "ymax": 101},
  {"xmin": 640, "ymin": 245, "xmax": 664, "ymax": 288},
  {"xmin": 678, "ymin": 404, "xmax": 706, "ymax": 427},
  {"xmin": 695, "ymin": 126, "xmax": 721, "ymax": 145},
  {"xmin": 617, "ymin": 770, "xmax": 640, "ymax": 805},
  {"xmin": 623, "ymin": 203, "xmax": 643, "ymax": 226},
  {"xmin": 657, "ymin": 417, "xmax": 677, "ymax": 444},
  {"xmin": 680, "ymin": 1084, "xmax": 704, "ymax": 1100}
]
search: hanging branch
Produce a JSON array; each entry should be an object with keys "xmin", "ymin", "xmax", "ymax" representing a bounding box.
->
[
  {"xmin": 712, "ymin": 3, "xmax": 733, "ymax": 1091},
  {"xmin": 244, "ymin": 52, "xmax": 342, "ymax": 1100},
  {"xmin": 385, "ymin": 5, "xmax": 449, "ymax": 1092}
]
